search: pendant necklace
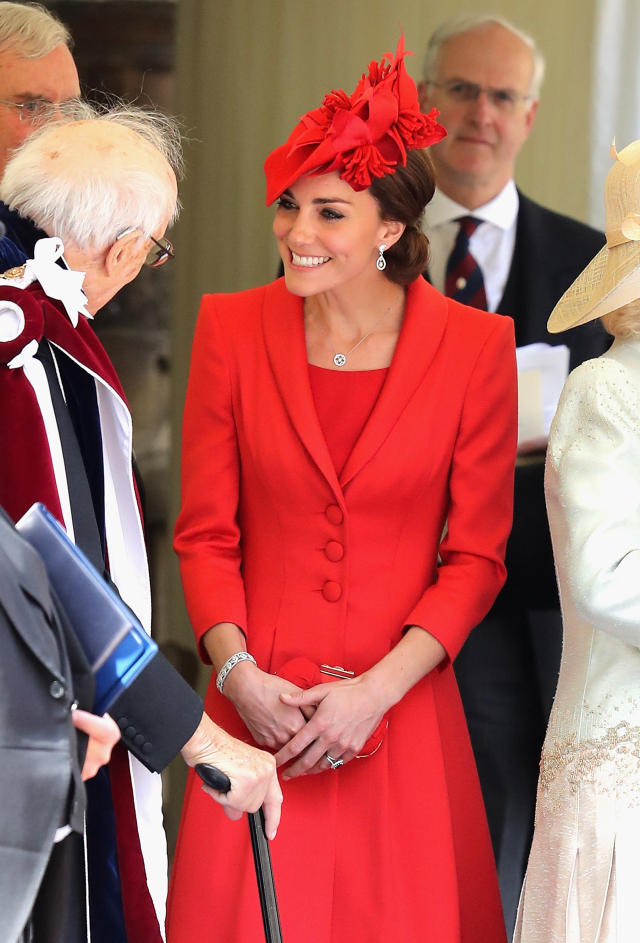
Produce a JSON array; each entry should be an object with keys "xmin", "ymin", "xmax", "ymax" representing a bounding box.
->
[{"xmin": 325, "ymin": 298, "xmax": 398, "ymax": 368}]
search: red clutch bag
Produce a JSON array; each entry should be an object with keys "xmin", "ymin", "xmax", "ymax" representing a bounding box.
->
[{"xmin": 274, "ymin": 656, "xmax": 388, "ymax": 758}]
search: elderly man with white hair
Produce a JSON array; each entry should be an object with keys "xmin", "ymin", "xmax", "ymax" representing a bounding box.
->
[{"xmin": 0, "ymin": 106, "xmax": 282, "ymax": 943}]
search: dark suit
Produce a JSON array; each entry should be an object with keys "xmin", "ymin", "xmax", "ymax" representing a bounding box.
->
[
  {"xmin": 0, "ymin": 509, "xmax": 203, "ymax": 943},
  {"xmin": 0, "ymin": 201, "xmax": 45, "ymax": 260},
  {"xmin": 451, "ymin": 191, "xmax": 608, "ymax": 935},
  {"xmin": 0, "ymin": 508, "xmax": 92, "ymax": 943}
]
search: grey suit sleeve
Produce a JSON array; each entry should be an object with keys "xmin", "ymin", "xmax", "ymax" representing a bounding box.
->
[{"xmin": 108, "ymin": 650, "xmax": 203, "ymax": 773}]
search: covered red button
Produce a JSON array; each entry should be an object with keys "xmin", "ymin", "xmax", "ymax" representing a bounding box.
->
[
  {"xmin": 322, "ymin": 580, "xmax": 342, "ymax": 602},
  {"xmin": 325, "ymin": 504, "xmax": 343, "ymax": 525},
  {"xmin": 324, "ymin": 540, "xmax": 344, "ymax": 562}
]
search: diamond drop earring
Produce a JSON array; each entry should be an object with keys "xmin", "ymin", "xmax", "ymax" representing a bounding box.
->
[{"xmin": 376, "ymin": 243, "xmax": 387, "ymax": 271}]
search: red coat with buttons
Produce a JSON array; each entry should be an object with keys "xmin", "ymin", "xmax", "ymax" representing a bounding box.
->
[{"xmin": 168, "ymin": 276, "xmax": 516, "ymax": 943}]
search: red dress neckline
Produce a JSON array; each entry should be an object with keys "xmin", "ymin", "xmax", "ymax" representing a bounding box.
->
[{"xmin": 307, "ymin": 364, "xmax": 388, "ymax": 476}]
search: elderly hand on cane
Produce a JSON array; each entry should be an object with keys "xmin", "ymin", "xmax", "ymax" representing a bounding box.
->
[{"xmin": 181, "ymin": 712, "xmax": 283, "ymax": 839}]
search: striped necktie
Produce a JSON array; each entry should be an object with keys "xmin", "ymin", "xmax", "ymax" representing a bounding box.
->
[{"xmin": 445, "ymin": 216, "xmax": 487, "ymax": 309}]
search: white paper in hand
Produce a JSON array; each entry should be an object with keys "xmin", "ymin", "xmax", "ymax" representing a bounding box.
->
[{"xmin": 516, "ymin": 343, "xmax": 570, "ymax": 449}]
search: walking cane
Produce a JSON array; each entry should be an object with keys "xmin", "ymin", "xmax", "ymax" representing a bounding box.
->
[{"xmin": 196, "ymin": 764, "xmax": 283, "ymax": 943}]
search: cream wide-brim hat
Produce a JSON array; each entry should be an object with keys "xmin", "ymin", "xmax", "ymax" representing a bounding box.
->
[{"xmin": 548, "ymin": 139, "xmax": 640, "ymax": 333}]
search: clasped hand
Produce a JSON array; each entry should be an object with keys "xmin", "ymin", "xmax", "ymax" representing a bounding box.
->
[
  {"xmin": 225, "ymin": 664, "xmax": 387, "ymax": 780},
  {"xmin": 275, "ymin": 676, "xmax": 386, "ymax": 779}
]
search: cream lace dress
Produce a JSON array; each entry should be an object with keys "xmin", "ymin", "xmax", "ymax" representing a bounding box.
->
[{"xmin": 514, "ymin": 337, "xmax": 640, "ymax": 943}]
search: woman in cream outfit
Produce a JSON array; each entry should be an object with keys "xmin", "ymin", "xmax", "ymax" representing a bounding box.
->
[{"xmin": 514, "ymin": 139, "xmax": 640, "ymax": 942}]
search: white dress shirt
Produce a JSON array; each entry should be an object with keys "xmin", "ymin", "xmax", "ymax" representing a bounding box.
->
[{"xmin": 423, "ymin": 181, "xmax": 519, "ymax": 312}]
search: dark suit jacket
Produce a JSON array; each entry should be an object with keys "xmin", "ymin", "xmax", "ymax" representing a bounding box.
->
[
  {"xmin": 498, "ymin": 192, "xmax": 607, "ymax": 369},
  {"xmin": 0, "ymin": 202, "xmax": 45, "ymax": 261},
  {"xmin": 0, "ymin": 509, "xmax": 203, "ymax": 941},
  {"xmin": 0, "ymin": 509, "xmax": 92, "ymax": 942},
  {"xmin": 494, "ymin": 192, "xmax": 608, "ymax": 611}
]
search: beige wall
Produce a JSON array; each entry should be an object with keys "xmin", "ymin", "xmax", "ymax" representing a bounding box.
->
[{"xmin": 168, "ymin": 0, "xmax": 599, "ymax": 645}]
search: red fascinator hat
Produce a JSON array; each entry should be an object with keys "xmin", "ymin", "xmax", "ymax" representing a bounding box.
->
[{"xmin": 264, "ymin": 35, "xmax": 446, "ymax": 205}]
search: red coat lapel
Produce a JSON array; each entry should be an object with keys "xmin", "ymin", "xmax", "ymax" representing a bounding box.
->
[
  {"xmin": 341, "ymin": 278, "xmax": 448, "ymax": 487},
  {"xmin": 261, "ymin": 277, "xmax": 450, "ymax": 494},
  {"xmin": 261, "ymin": 279, "xmax": 343, "ymax": 500}
]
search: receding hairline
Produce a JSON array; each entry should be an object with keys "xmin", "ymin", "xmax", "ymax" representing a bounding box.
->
[
  {"xmin": 0, "ymin": 1, "xmax": 72, "ymax": 59},
  {"xmin": 13, "ymin": 99, "xmax": 185, "ymax": 180},
  {"xmin": 33, "ymin": 118, "xmax": 176, "ymax": 188},
  {"xmin": 0, "ymin": 105, "xmax": 182, "ymax": 252},
  {"xmin": 422, "ymin": 14, "xmax": 546, "ymax": 100}
]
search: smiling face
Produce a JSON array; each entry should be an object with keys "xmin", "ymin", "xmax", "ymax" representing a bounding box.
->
[
  {"xmin": 418, "ymin": 24, "xmax": 538, "ymax": 207},
  {"xmin": 273, "ymin": 172, "xmax": 402, "ymax": 299},
  {"xmin": 0, "ymin": 43, "xmax": 80, "ymax": 175}
]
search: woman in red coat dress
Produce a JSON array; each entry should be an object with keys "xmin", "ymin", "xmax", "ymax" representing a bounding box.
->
[{"xmin": 168, "ymin": 39, "xmax": 516, "ymax": 943}]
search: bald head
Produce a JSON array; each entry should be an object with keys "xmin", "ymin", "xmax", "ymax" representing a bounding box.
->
[
  {"xmin": 0, "ymin": 104, "xmax": 182, "ymax": 313},
  {"xmin": 1, "ymin": 107, "xmax": 180, "ymax": 251}
]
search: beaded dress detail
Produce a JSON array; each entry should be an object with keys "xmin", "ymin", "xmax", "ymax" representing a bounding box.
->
[{"xmin": 514, "ymin": 339, "xmax": 640, "ymax": 943}]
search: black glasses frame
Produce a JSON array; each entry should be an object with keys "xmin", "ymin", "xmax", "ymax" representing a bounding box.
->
[{"xmin": 145, "ymin": 234, "xmax": 175, "ymax": 268}]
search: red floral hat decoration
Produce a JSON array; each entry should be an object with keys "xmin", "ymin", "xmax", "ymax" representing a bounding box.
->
[{"xmin": 264, "ymin": 35, "xmax": 446, "ymax": 205}]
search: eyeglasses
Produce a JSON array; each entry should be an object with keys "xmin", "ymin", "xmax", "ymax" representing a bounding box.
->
[
  {"xmin": 116, "ymin": 228, "xmax": 175, "ymax": 268},
  {"xmin": 146, "ymin": 234, "xmax": 175, "ymax": 268},
  {"xmin": 427, "ymin": 80, "xmax": 532, "ymax": 113},
  {"xmin": 0, "ymin": 96, "xmax": 84, "ymax": 125}
]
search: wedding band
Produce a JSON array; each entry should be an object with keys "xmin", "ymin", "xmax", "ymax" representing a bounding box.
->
[{"xmin": 325, "ymin": 753, "xmax": 344, "ymax": 770}]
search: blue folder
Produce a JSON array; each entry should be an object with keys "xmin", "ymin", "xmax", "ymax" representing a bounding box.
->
[{"xmin": 16, "ymin": 502, "xmax": 157, "ymax": 714}]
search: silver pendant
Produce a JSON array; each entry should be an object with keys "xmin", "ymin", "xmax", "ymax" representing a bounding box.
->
[{"xmin": 333, "ymin": 353, "xmax": 347, "ymax": 367}]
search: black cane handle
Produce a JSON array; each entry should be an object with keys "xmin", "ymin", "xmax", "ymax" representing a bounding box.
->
[{"xmin": 195, "ymin": 763, "xmax": 231, "ymax": 793}]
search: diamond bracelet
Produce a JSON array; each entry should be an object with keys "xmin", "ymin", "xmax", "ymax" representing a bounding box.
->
[{"xmin": 216, "ymin": 651, "xmax": 257, "ymax": 693}]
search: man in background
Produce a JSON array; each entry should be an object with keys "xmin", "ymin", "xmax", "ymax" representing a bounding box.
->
[
  {"xmin": 418, "ymin": 14, "xmax": 607, "ymax": 935},
  {"xmin": 0, "ymin": 2, "xmax": 79, "ymax": 260}
]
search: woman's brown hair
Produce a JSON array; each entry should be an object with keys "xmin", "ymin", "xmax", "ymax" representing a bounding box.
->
[{"xmin": 369, "ymin": 148, "xmax": 435, "ymax": 285}]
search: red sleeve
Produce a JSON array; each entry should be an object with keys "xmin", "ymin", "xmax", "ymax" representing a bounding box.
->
[
  {"xmin": 405, "ymin": 314, "xmax": 518, "ymax": 660},
  {"xmin": 173, "ymin": 296, "xmax": 247, "ymax": 661}
]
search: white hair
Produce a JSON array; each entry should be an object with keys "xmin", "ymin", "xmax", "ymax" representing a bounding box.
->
[
  {"xmin": 82, "ymin": 100, "xmax": 185, "ymax": 181},
  {"xmin": 0, "ymin": 102, "xmax": 183, "ymax": 251},
  {"xmin": 0, "ymin": 1, "xmax": 71, "ymax": 58},
  {"xmin": 422, "ymin": 14, "xmax": 546, "ymax": 100}
]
